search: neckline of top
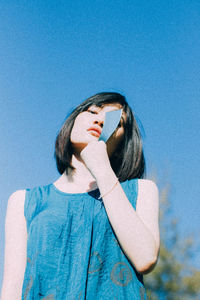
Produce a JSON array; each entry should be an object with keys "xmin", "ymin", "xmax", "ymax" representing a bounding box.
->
[{"xmin": 50, "ymin": 183, "xmax": 100, "ymax": 197}]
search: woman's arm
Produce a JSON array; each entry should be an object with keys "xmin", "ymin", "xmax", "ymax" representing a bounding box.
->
[
  {"xmin": 80, "ymin": 141, "xmax": 160, "ymax": 274},
  {"xmin": 96, "ymin": 172, "xmax": 160, "ymax": 274},
  {"xmin": 0, "ymin": 190, "xmax": 27, "ymax": 300}
]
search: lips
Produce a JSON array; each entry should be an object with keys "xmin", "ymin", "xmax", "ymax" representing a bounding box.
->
[{"xmin": 87, "ymin": 127, "xmax": 102, "ymax": 137}]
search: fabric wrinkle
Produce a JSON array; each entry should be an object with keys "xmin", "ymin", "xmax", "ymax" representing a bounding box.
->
[{"xmin": 21, "ymin": 179, "xmax": 147, "ymax": 299}]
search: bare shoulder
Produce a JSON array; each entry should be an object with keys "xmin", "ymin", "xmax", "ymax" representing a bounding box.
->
[
  {"xmin": 137, "ymin": 179, "xmax": 159, "ymax": 201},
  {"xmin": 136, "ymin": 179, "xmax": 159, "ymax": 211},
  {"xmin": 138, "ymin": 179, "xmax": 158, "ymax": 193},
  {"xmin": 5, "ymin": 190, "xmax": 27, "ymax": 248},
  {"xmin": 9, "ymin": 189, "xmax": 26, "ymax": 198},
  {"xmin": 7, "ymin": 190, "xmax": 26, "ymax": 215}
]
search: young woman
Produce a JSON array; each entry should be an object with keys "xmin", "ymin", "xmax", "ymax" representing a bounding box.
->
[{"xmin": 1, "ymin": 92, "xmax": 160, "ymax": 299}]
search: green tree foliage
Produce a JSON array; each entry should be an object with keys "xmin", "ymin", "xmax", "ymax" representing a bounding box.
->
[{"xmin": 144, "ymin": 183, "xmax": 200, "ymax": 300}]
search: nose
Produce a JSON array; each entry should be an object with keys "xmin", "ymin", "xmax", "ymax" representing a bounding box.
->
[{"xmin": 93, "ymin": 115, "xmax": 104, "ymax": 128}]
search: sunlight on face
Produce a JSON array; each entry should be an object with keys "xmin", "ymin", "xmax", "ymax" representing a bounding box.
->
[{"xmin": 70, "ymin": 103, "xmax": 126, "ymax": 156}]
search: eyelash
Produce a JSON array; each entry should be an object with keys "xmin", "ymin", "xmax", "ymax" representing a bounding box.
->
[
  {"xmin": 87, "ymin": 109, "xmax": 124, "ymax": 127},
  {"xmin": 87, "ymin": 109, "xmax": 98, "ymax": 114}
]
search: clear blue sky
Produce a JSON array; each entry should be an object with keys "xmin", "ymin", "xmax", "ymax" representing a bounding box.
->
[{"xmin": 1, "ymin": 0, "xmax": 200, "ymax": 287}]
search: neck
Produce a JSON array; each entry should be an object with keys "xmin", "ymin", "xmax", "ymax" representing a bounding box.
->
[
  {"xmin": 69, "ymin": 154, "xmax": 96, "ymax": 183},
  {"xmin": 54, "ymin": 154, "xmax": 98, "ymax": 193}
]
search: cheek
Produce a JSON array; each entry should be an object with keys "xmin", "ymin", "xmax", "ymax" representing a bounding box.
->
[
  {"xmin": 70, "ymin": 117, "xmax": 82, "ymax": 141},
  {"xmin": 114, "ymin": 128, "xmax": 124, "ymax": 143},
  {"xmin": 107, "ymin": 129, "xmax": 124, "ymax": 154},
  {"xmin": 72, "ymin": 114, "xmax": 86, "ymax": 130},
  {"xmin": 70, "ymin": 113, "xmax": 89, "ymax": 142},
  {"xmin": 70, "ymin": 128, "xmax": 80, "ymax": 142}
]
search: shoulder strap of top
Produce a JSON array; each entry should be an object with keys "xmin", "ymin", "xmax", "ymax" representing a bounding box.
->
[{"xmin": 24, "ymin": 186, "xmax": 44, "ymax": 232}]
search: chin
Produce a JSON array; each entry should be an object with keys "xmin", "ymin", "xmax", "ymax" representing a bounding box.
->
[{"xmin": 70, "ymin": 140, "xmax": 90, "ymax": 153}]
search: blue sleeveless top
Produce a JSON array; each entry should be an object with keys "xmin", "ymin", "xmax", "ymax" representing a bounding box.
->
[{"xmin": 22, "ymin": 179, "xmax": 147, "ymax": 299}]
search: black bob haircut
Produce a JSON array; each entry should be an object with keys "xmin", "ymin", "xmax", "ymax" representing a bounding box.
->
[{"xmin": 55, "ymin": 92, "xmax": 146, "ymax": 182}]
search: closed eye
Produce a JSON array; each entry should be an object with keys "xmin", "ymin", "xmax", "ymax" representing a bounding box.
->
[{"xmin": 87, "ymin": 109, "xmax": 98, "ymax": 114}]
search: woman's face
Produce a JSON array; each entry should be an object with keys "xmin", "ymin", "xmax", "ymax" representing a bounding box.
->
[{"xmin": 70, "ymin": 103, "xmax": 126, "ymax": 157}]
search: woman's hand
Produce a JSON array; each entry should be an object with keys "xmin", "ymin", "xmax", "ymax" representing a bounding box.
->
[{"xmin": 80, "ymin": 140, "xmax": 112, "ymax": 180}]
